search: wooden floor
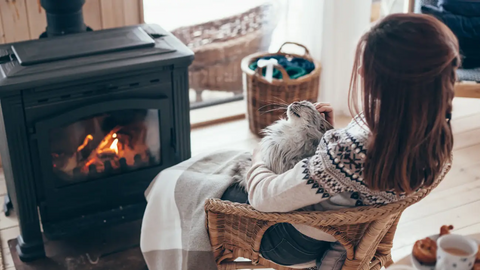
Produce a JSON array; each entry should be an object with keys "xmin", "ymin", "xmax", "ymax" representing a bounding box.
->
[{"xmin": 0, "ymin": 98, "xmax": 479, "ymax": 269}]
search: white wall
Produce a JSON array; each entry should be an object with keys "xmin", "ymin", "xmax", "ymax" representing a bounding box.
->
[
  {"xmin": 274, "ymin": 0, "xmax": 372, "ymax": 116},
  {"xmin": 320, "ymin": 0, "xmax": 372, "ymax": 116}
]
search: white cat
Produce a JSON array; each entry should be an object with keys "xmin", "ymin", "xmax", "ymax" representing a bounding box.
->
[{"xmin": 232, "ymin": 100, "xmax": 333, "ymax": 189}]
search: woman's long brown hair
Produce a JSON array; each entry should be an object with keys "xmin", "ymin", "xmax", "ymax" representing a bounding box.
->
[{"xmin": 349, "ymin": 14, "xmax": 459, "ymax": 194}]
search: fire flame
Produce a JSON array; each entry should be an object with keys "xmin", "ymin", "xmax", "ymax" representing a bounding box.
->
[
  {"xmin": 52, "ymin": 124, "xmax": 152, "ymax": 178},
  {"xmin": 77, "ymin": 134, "xmax": 93, "ymax": 152},
  {"xmin": 85, "ymin": 158, "xmax": 95, "ymax": 167},
  {"xmin": 110, "ymin": 133, "xmax": 119, "ymax": 155}
]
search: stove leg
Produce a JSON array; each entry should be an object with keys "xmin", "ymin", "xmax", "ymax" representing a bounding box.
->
[
  {"xmin": 14, "ymin": 194, "xmax": 45, "ymax": 262},
  {"xmin": 16, "ymin": 234, "xmax": 46, "ymax": 262},
  {"xmin": 3, "ymin": 193, "xmax": 12, "ymax": 217},
  {"xmin": 1, "ymin": 95, "xmax": 46, "ymax": 262}
]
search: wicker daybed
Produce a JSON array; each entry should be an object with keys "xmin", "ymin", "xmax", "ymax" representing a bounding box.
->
[{"xmin": 171, "ymin": 4, "xmax": 278, "ymax": 102}]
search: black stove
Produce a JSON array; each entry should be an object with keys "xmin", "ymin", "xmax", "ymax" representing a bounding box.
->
[{"xmin": 0, "ymin": 0, "xmax": 193, "ymax": 262}]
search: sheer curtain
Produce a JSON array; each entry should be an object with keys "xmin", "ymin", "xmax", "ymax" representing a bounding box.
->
[{"xmin": 272, "ymin": 0, "xmax": 372, "ymax": 116}]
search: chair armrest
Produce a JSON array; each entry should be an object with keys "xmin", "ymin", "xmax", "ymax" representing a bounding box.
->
[{"xmin": 205, "ymin": 198, "xmax": 399, "ymax": 226}]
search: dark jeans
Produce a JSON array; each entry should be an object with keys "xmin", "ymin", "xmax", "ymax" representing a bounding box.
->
[{"xmin": 221, "ymin": 183, "xmax": 329, "ymax": 266}]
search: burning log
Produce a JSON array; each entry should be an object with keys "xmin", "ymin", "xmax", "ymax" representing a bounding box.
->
[
  {"xmin": 73, "ymin": 167, "xmax": 82, "ymax": 179},
  {"xmin": 75, "ymin": 128, "xmax": 121, "ymax": 173},
  {"xmin": 76, "ymin": 134, "xmax": 94, "ymax": 161},
  {"xmin": 88, "ymin": 164, "xmax": 97, "ymax": 176},
  {"xmin": 119, "ymin": 158, "xmax": 128, "ymax": 170},
  {"xmin": 134, "ymin": 154, "xmax": 142, "ymax": 166},
  {"xmin": 104, "ymin": 160, "xmax": 113, "ymax": 173},
  {"xmin": 149, "ymin": 155, "xmax": 156, "ymax": 165},
  {"xmin": 52, "ymin": 122, "xmax": 152, "ymax": 180},
  {"xmin": 97, "ymin": 127, "xmax": 122, "ymax": 150},
  {"xmin": 98, "ymin": 148, "xmax": 116, "ymax": 158}
]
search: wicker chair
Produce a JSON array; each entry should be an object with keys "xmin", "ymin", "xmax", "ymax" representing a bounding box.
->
[{"xmin": 204, "ymin": 166, "xmax": 449, "ymax": 270}]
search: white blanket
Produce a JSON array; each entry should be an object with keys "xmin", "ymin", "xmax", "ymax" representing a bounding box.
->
[{"xmin": 140, "ymin": 150, "xmax": 250, "ymax": 270}]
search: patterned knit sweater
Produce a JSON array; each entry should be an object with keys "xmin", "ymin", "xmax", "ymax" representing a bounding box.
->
[{"xmin": 246, "ymin": 116, "xmax": 449, "ymax": 244}]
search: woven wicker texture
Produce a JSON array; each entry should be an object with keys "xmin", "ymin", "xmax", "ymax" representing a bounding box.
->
[
  {"xmin": 241, "ymin": 42, "xmax": 322, "ymax": 136},
  {"xmin": 205, "ymin": 163, "xmax": 451, "ymax": 270},
  {"xmin": 171, "ymin": 4, "xmax": 277, "ymax": 95}
]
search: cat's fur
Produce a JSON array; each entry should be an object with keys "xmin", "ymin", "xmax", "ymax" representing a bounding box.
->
[{"xmin": 232, "ymin": 100, "xmax": 334, "ymax": 189}]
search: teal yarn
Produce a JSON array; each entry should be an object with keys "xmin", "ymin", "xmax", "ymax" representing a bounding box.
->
[
  {"xmin": 249, "ymin": 58, "xmax": 309, "ymax": 80},
  {"xmin": 285, "ymin": 66, "xmax": 306, "ymax": 79}
]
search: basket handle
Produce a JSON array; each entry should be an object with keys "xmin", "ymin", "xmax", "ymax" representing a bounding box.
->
[
  {"xmin": 277, "ymin": 42, "xmax": 312, "ymax": 59},
  {"xmin": 254, "ymin": 64, "xmax": 290, "ymax": 83}
]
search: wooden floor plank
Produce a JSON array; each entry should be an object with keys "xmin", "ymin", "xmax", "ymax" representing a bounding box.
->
[
  {"xmin": 452, "ymin": 97, "xmax": 480, "ymax": 118},
  {"xmin": 191, "ymin": 119, "xmax": 259, "ymax": 155},
  {"xmin": 401, "ymin": 173, "xmax": 480, "ymax": 223},
  {"xmin": 452, "ymin": 113, "xmax": 480, "ymax": 134},
  {"xmin": 433, "ymin": 160, "xmax": 480, "ymax": 192},
  {"xmin": 0, "ymin": 226, "xmax": 19, "ymax": 253},
  {"xmin": 453, "ymin": 127, "xmax": 480, "ymax": 150},
  {"xmin": 451, "ymin": 143, "xmax": 480, "ymax": 166},
  {"xmin": 0, "ymin": 199, "xmax": 18, "ymax": 230}
]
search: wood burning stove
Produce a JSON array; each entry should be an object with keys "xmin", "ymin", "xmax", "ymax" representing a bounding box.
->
[{"xmin": 0, "ymin": 20, "xmax": 193, "ymax": 262}]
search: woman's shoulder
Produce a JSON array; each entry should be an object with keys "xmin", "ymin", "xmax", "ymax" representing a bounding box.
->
[
  {"xmin": 307, "ymin": 116, "xmax": 405, "ymax": 206},
  {"xmin": 307, "ymin": 115, "xmax": 452, "ymax": 207},
  {"xmin": 322, "ymin": 115, "xmax": 370, "ymax": 149}
]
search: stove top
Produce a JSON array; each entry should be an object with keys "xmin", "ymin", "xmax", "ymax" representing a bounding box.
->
[{"xmin": 0, "ymin": 24, "xmax": 193, "ymax": 93}]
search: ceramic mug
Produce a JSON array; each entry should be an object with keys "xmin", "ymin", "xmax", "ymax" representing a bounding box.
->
[{"xmin": 436, "ymin": 234, "xmax": 478, "ymax": 270}]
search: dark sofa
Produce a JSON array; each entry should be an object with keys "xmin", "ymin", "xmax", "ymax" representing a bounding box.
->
[{"xmin": 418, "ymin": 0, "xmax": 480, "ymax": 82}]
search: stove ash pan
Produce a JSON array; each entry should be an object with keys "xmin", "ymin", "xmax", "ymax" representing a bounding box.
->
[{"xmin": 0, "ymin": 24, "xmax": 193, "ymax": 262}]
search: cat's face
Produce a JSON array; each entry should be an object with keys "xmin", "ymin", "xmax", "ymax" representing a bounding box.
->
[{"xmin": 286, "ymin": 101, "xmax": 326, "ymax": 128}]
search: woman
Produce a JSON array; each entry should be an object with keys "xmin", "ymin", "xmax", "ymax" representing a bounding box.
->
[{"xmin": 222, "ymin": 13, "xmax": 458, "ymax": 268}]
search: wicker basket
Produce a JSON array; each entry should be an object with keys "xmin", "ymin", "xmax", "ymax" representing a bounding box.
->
[
  {"xmin": 241, "ymin": 42, "xmax": 322, "ymax": 136},
  {"xmin": 171, "ymin": 4, "xmax": 278, "ymax": 101}
]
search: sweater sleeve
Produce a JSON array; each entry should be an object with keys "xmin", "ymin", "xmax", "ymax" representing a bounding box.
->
[
  {"xmin": 246, "ymin": 160, "xmax": 317, "ymax": 212},
  {"xmin": 245, "ymin": 129, "xmax": 353, "ymax": 212}
]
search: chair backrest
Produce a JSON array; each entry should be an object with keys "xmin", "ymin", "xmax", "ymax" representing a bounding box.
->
[
  {"xmin": 205, "ymin": 163, "xmax": 451, "ymax": 269},
  {"xmin": 205, "ymin": 198, "xmax": 406, "ymax": 269}
]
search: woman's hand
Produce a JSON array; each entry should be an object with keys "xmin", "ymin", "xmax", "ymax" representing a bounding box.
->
[{"xmin": 314, "ymin": 102, "xmax": 335, "ymax": 127}]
